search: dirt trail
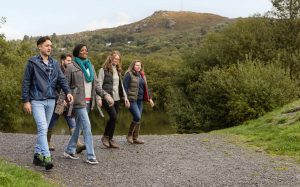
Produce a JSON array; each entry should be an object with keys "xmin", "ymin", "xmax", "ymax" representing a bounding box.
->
[{"xmin": 0, "ymin": 132, "xmax": 299, "ymax": 186}]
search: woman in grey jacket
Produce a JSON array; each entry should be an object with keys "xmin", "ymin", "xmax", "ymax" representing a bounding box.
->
[{"xmin": 63, "ymin": 44, "xmax": 113, "ymax": 165}]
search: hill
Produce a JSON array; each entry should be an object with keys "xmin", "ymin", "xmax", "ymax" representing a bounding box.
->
[{"xmin": 49, "ymin": 11, "xmax": 232, "ymax": 56}]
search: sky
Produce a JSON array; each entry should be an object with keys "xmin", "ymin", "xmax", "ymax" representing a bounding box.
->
[{"xmin": 0, "ymin": 0, "xmax": 273, "ymax": 40}]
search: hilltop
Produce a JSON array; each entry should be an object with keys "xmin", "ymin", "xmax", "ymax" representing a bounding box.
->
[
  {"xmin": 108, "ymin": 10, "xmax": 229, "ymax": 34},
  {"xmin": 46, "ymin": 11, "xmax": 232, "ymax": 56}
]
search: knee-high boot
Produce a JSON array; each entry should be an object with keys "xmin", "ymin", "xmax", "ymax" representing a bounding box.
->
[
  {"xmin": 126, "ymin": 122, "xmax": 136, "ymax": 144},
  {"xmin": 133, "ymin": 123, "xmax": 144, "ymax": 144}
]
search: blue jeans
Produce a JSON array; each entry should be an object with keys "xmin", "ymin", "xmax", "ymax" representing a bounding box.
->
[
  {"xmin": 31, "ymin": 99, "xmax": 55, "ymax": 157},
  {"xmin": 48, "ymin": 112, "xmax": 76, "ymax": 129},
  {"xmin": 129, "ymin": 100, "xmax": 143, "ymax": 123},
  {"xmin": 65, "ymin": 107, "xmax": 96, "ymax": 160}
]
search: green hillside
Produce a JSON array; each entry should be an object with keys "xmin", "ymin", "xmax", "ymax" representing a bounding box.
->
[
  {"xmin": 49, "ymin": 11, "xmax": 231, "ymax": 56},
  {"xmin": 214, "ymin": 99, "xmax": 300, "ymax": 162}
]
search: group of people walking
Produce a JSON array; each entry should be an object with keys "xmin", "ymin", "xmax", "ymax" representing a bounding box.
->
[{"xmin": 21, "ymin": 36, "xmax": 154, "ymax": 170}]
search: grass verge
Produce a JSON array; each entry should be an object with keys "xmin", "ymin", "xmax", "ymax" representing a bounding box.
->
[
  {"xmin": 212, "ymin": 99, "xmax": 300, "ymax": 162},
  {"xmin": 0, "ymin": 159, "xmax": 60, "ymax": 187}
]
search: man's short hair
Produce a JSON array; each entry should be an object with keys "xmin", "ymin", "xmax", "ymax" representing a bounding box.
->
[
  {"xmin": 60, "ymin": 53, "xmax": 73, "ymax": 61},
  {"xmin": 60, "ymin": 53, "xmax": 67, "ymax": 60},
  {"xmin": 37, "ymin": 36, "xmax": 51, "ymax": 46}
]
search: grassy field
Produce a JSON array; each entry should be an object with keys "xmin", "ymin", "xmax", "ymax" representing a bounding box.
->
[
  {"xmin": 0, "ymin": 159, "xmax": 60, "ymax": 187},
  {"xmin": 213, "ymin": 99, "xmax": 300, "ymax": 162}
]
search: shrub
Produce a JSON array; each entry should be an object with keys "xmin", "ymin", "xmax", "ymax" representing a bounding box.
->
[{"xmin": 184, "ymin": 60, "xmax": 299, "ymax": 131}]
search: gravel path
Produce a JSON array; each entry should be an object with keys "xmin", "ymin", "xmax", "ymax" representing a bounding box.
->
[{"xmin": 0, "ymin": 132, "xmax": 300, "ymax": 186}]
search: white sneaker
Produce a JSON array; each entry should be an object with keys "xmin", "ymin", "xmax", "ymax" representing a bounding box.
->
[
  {"xmin": 86, "ymin": 159, "xmax": 99, "ymax": 165},
  {"xmin": 63, "ymin": 152, "xmax": 79, "ymax": 160}
]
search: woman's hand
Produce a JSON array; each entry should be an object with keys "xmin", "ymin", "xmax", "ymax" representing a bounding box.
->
[
  {"xmin": 125, "ymin": 98, "xmax": 130, "ymax": 108},
  {"xmin": 104, "ymin": 94, "xmax": 114, "ymax": 107},
  {"xmin": 149, "ymin": 99, "xmax": 154, "ymax": 108},
  {"xmin": 97, "ymin": 98, "xmax": 102, "ymax": 107},
  {"xmin": 66, "ymin": 93, "xmax": 74, "ymax": 104}
]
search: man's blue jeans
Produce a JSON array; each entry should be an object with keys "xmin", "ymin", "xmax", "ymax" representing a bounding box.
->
[
  {"xmin": 129, "ymin": 100, "xmax": 143, "ymax": 123},
  {"xmin": 31, "ymin": 99, "xmax": 55, "ymax": 157},
  {"xmin": 65, "ymin": 107, "xmax": 96, "ymax": 160},
  {"xmin": 48, "ymin": 112, "xmax": 76, "ymax": 129}
]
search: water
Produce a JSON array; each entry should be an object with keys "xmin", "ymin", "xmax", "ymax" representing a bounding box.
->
[{"xmin": 7, "ymin": 108, "xmax": 176, "ymax": 135}]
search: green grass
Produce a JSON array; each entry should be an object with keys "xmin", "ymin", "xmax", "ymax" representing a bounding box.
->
[
  {"xmin": 212, "ymin": 99, "xmax": 300, "ymax": 162},
  {"xmin": 0, "ymin": 159, "xmax": 60, "ymax": 187}
]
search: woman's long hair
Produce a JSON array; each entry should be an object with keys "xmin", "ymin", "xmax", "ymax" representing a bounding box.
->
[
  {"xmin": 102, "ymin": 50, "xmax": 122, "ymax": 73},
  {"xmin": 125, "ymin": 59, "xmax": 144, "ymax": 75}
]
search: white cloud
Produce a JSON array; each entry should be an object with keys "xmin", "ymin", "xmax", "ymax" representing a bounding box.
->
[
  {"xmin": 116, "ymin": 12, "xmax": 131, "ymax": 26},
  {"xmin": 85, "ymin": 19, "xmax": 112, "ymax": 31},
  {"xmin": 0, "ymin": 25, "xmax": 24, "ymax": 40},
  {"xmin": 85, "ymin": 12, "xmax": 132, "ymax": 31}
]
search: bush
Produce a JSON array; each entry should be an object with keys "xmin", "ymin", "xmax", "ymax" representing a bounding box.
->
[
  {"xmin": 0, "ymin": 38, "xmax": 34, "ymax": 131},
  {"xmin": 184, "ymin": 60, "xmax": 299, "ymax": 131}
]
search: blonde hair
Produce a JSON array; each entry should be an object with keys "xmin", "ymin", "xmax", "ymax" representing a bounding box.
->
[{"xmin": 102, "ymin": 50, "xmax": 122, "ymax": 73}]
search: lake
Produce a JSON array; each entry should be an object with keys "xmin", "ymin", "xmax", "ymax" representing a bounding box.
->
[{"xmin": 4, "ymin": 108, "xmax": 176, "ymax": 135}]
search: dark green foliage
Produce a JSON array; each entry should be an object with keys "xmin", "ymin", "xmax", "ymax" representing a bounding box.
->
[
  {"xmin": 188, "ymin": 61, "xmax": 299, "ymax": 131},
  {"xmin": 3, "ymin": 10, "xmax": 300, "ymax": 134},
  {"xmin": 0, "ymin": 38, "xmax": 35, "ymax": 131},
  {"xmin": 183, "ymin": 18, "xmax": 277, "ymax": 73}
]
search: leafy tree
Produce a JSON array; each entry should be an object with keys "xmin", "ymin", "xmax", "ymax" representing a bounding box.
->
[
  {"xmin": 23, "ymin": 35, "xmax": 30, "ymax": 41},
  {"xmin": 271, "ymin": 0, "xmax": 300, "ymax": 19}
]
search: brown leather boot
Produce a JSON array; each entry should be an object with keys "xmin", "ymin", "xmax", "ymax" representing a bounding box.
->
[
  {"xmin": 101, "ymin": 136, "xmax": 110, "ymax": 148},
  {"xmin": 126, "ymin": 122, "xmax": 136, "ymax": 144},
  {"xmin": 133, "ymin": 123, "xmax": 144, "ymax": 144},
  {"xmin": 69, "ymin": 128, "xmax": 86, "ymax": 153},
  {"xmin": 47, "ymin": 128, "xmax": 55, "ymax": 151},
  {"xmin": 109, "ymin": 139, "xmax": 119, "ymax": 148}
]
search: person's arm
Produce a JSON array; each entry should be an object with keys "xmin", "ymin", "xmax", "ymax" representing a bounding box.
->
[
  {"xmin": 22, "ymin": 61, "xmax": 32, "ymax": 103},
  {"xmin": 57, "ymin": 63, "xmax": 73, "ymax": 103},
  {"xmin": 22, "ymin": 61, "xmax": 33, "ymax": 114},
  {"xmin": 120, "ymin": 78, "xmax": 130, "ymax": 108},
  {"xmin": 123, "ymin": 72, "xmax": 131, "ymax": 95},
  {"xmin": 57, "ymin": 64, "xmax": 71, "ymax": 95},
  {"xmin": 94, "ymin": 68, "xmax": 114, "ymax": 106},
  {"xmin": 96, "ymin": 68, "xmax": 105, "ymax": 106},
  {"xmin": 143, "ymin": 73, "xmax": 154, "ymax": 108}
]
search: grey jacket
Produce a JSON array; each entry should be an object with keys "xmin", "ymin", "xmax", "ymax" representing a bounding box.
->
[{"xmin": 64, "ymin": 61, "xmax": 108, "ymax": 110}]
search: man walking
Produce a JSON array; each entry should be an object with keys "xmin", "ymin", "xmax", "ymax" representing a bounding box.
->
[{"xmin": 22, "ymin": 36, "xmax": 73, "ymax": 170}]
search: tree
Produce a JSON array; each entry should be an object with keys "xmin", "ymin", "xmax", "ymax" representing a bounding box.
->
[
  {"xmin": 0, "ymin": 17, "xmax": 6, "ymax": 27},
  {"xmin": 271, "ymin": 0, "xmax": 300, "ymax": 19},
  {"xmin": 23, "ymin": 35, "xmax": 30, "ymax": 41}
]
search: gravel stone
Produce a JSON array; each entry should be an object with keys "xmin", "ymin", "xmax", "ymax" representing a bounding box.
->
[{"xmin": 0, "ymin": 132, "xmax": 299, "ymax": 186}]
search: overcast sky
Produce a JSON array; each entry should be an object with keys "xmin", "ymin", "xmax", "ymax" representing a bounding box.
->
[{"xmin": 0, "ymin": 0, "xmax": 273, "ymax": 40}]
